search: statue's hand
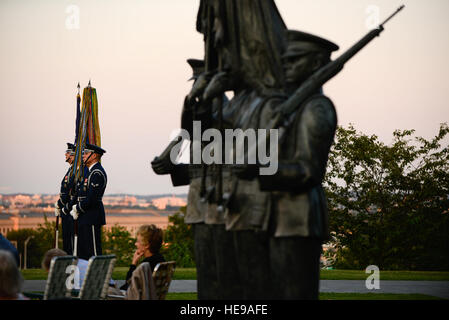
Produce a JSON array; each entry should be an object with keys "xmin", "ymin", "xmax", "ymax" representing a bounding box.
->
[
  {"xmin": 202, "ymin": 71, "xmax": 231, "ymax": 101},
  {"xmin": 187, "ymin": 72, "xmax": 211, "ymax": 104},
  {"xmin": 151, "ymin": 155, "xmax": 174, "ymax": 175}
]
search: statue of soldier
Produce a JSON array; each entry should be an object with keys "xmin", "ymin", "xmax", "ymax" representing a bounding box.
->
[
  {"xmin": 158, "ymin": 0, "xmax": 288, "ymax": 300},
  {"xmin": 183, "ymin": 71, "xmax": 287, "ymax": 300},
  {"xmin": 155, "ymin": 2, "xmax": 401, "ymax": 300},
  {"xmin": 203, "ymin": 29, "xmax": 339, "ymax": 299},
  {"xmin": 255, "ymin": 30, "xmax": 338, "ymax": 299},
  {"xmin": 180, "ymin": 29, "xmax": 338, "ymax": 299},
  {"xmin": 154, "ymin": 58, "xmax": 224, "ymax": 299},
  {"xmin": 152, "ymin": 58, "xmax": 243, "ymax": 299}
]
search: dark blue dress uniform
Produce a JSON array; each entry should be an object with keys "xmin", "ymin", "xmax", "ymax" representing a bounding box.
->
[
  {"xmin": 74, "ymin": 158, "xmax": 107, "ymax": 260},
  {"xmin": 57, "ymin": 166, "xmax": 75, "ymax": 255},
  {"xmin": 61, "ymin": 166, "xmax": 89, "ymax": 252},
  {"xmin": 56, "ymin": 142, "xmax": 76, "ymax": 255}
]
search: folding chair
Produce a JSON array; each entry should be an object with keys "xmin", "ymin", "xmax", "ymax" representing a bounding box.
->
[
  {"xmin": 152, "ymin": 261, "xmax": 176, "ymax": 300},
  {"xmin": 23, "ymin": 255, "xmax": 76, "ymax": 300},
  {"xmin": 70, "ymin": 254, "xmax": 116, "ymax": 300}
]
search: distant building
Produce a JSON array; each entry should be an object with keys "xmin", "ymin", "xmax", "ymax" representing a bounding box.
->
[
  {"xmin": 0, "ymin": 216, "xmax": 20, "ymax": 234},
  {"xmin": 31, "ymin": 194, "xmax": 42, "ymax": 206},
  {"xmin": 105, "ymin": 216, "xmax": 169, "ymax": 236},
  {"xmin": 102, "ymin": 196, "xmax": 123, "ymax": 206},
  {"xmin": 152, "ymin": 196, "xmax": 187, "ymax": 210},
  {"xmin": 10, "ymin": 194, "xmax": 32, "ymax": 208},
  {"xmin": 42, "ymin": 195, "xmax": 58, "ymax": 204}
]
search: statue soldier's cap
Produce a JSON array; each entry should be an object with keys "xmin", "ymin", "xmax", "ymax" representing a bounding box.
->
[
  {"xmin": 66, "ymin": 143, "xmax": 76, "ymax": 154},
  {"xmin": 282, "ymin": 30, "xmax": 339, "ymax": 59},
  {"xmin": 187, "ymin": 59, "xmax": 205, "ymax": 80},
  {"xmin": 84, "ymin": 143, "xmax": 106, "ymax": 155}
]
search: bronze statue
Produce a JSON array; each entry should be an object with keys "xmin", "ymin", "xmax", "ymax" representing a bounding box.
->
[
  {"xmin": 151, "ymin": 2, "xmax": 404, "ymax": 300},
  {"xmin": 163, "ymin": 0, "xmax": 288, "ymax": 299},
  {"xmin": 189, "ymin": 30, "xmax": 339, "ymax": 299},
  {"xmin": 256, "ymin": 30, "xmax": 338, "ymax": 299}
]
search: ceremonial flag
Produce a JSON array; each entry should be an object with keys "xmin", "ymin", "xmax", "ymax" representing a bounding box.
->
[
  {"xmin": 74, "ymin": 83, "xmax": 81, "ymax": 144},
  {"xmin": 70, "ymin": 83, "xmax": 101, "ymax": 184},
  {"xmin": 197, "ymin": 0, "xmax": 287, "ymax": 95}
]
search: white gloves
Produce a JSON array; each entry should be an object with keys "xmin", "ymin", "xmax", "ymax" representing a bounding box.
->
[
  {"xmin": 54, "ymin": 201, "xmax": 61, "ymax": 217},
  {"xmin": 70, "ymin": 204, "xmax": 79, "ymax": 220}
]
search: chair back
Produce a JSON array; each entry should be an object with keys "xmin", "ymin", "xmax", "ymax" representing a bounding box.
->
[
  {"xmin": 44, "ymin": 256, "xmax": 76, "ymax": 300},
  {"xmin": 78, "ymin": 255, "xmax": 116, "ymax": 300},
  {"xmin": 152, "ymin": 261, "xmax": 176, "ymax": 300}
]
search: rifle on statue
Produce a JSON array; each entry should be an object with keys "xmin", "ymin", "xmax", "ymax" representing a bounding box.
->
[{"xmin": 246, "ymin": 5, "xmax": 405, "ymax": 164}]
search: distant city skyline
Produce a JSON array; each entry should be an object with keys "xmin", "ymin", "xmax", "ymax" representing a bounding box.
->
[
  {"xmin": 1, "ymin": 0, "xmax": 448, "ymax": 195},
  {"xmin": 0, "ymin": 192, "xmax": 187, "ymax": 234},
  {"xmin": 0, "ymin": 193, "xmax": 187, "ymax": 208},
  {"xmin": 0, "ymin": 192, "xmax": 188, "ymax": 197}
]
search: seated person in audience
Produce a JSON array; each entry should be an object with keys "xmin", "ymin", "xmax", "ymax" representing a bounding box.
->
[
  {"xmin": 42, "ymin": 248, "xmax": 88, "ymax": 287},
  {"xmin": 120, "ymin": 224, "xmax": 166, "ymax": 291},
  {"xmin": 0, "ymin": 250, "xmax": 28, "ymax": 300}
]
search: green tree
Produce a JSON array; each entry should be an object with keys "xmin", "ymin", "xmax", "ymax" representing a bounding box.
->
[
  {"xmin": 102, "ymin": 224, "xmax": 136, "ymax": 266},
  {"xmin": 324, "ymin": 123, "xmax": 449, "ymax": 270},
  {"xmin": 161, "ymin": 206, "xmax": 195, "ymax": 267},
  {"xmin": 7, "ymin": 214, "xmax": 55, "ymax": 268}
]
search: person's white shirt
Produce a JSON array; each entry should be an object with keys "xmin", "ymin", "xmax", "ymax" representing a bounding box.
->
[
  {"xmin": 75, "ymin": 258, "xmax": 115, "ymax": 288},
  {"xmin": 77, "ymin": 258, "xmax": 88, "ymax": 286}
]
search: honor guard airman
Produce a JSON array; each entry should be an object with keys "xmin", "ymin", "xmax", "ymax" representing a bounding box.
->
[
  {"xmin": 70, "ymin": 143, "xmax": 107, "ymax": 260},
  {"xmin": 55, "ymin": 143, "xmax": 76, "ymax": 254}
]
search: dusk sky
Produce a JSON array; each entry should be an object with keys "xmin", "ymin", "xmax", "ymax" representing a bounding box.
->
[{"xmin": 1, "ymin": 0, "xmax": 448, "ymax": 195}]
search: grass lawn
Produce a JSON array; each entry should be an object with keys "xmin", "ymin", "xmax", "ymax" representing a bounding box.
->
[
  {"xmin": 22, "ymin": 267, "xmax": 449, "ymax": 281},
  {"xmin": 319, "ymin": 293, "xmax": 442, "ymax": 300},
  {"xmin": 25, "ymin": 292, "xmax": 441, "ymax": 300},
  {"xmin": 21, "ymin": 267, "xmax": 198, "ymax": 280},
  {"xmin": 166, "ymin": 292, "xmax": 198, "ymax": 300},
  {"xmin": 164, "ymin": 292, "xmax": 442, "ymax": 300},
  {"xmin": 111, "ymin": 267, "xmax": 197, "ymax": 280},
  {"xmin": 320, "ymin": 269, "xmax": 449, "ymax": 281}
]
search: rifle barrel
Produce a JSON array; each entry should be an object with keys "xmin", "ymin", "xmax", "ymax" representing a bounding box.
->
[
  {"xmin": 279, "ymin": 5, "xmax": 405, "ymax": 119},
  {"xmin": 380, "ymin": 5, "xmax": 405, "ymax": 27}
]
